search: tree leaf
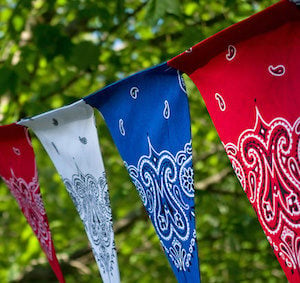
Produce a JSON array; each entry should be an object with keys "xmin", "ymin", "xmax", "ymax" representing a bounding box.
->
[{"xmin": 69, "ymin": 41, "xmax": 100, "ymax": 70}]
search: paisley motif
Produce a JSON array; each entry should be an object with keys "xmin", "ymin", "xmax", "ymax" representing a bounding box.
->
[
  {"xmin": 130, "ymin": 86, "xmax": 139, "ymax": 99},
  {"xmin": 177, "ymin": 70, "xmax": 187, "ymax": 94},
  {"xmin": 119, "ymin": 119, "xmax": 125, "ymax": 136},
  {"xmin": 163, "ymin": 100, "xmax": 170, "ymax": 120},
  {"xmin": 3, "ymin": 169, "xmax": 53, "ymax": 260},
  {"xmin": 163, "ymin": 229, "xmax": 197, "ymax": 272},
  {"xmin": 52, "ymin": 118, "xmax": 59, "ymax": 126},
  {"xmin": 12, "ymin": 147, "xmax": 21, "ymax": 155},
  {"xmin": 268, "ymin": 65, "xmax": 286, "ymax": 76},
  {"xmin": 279, "ymin": 226, "xmax": 300, "ymax": 271},
  {"xmin": 215, "ymin": 93, "xmax": 226, "ymax": 112},
  {"xmin": 78, "ymin": 136, "xmax": 88, "ymax": 144},
  {"xmin": 225, "ymin": 108, "xmax": 300, "ymax": 273},
  {"xmin": 63, "ymin": 168, "xmax": 116, "ymax": 278},
  {"xmin": 226, "ymin": 45, "xmax": 236, "ymax": 61},
  {"xmin": 126, "ymin": 138, "xmax": 197, "ymax": 270}
]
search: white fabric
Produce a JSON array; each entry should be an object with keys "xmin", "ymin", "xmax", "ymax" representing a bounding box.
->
[{"xmin": 19, "ymin": 100, "xmax": 120, "ymax": 283}]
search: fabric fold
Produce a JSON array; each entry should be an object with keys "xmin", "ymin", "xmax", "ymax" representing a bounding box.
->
[
  {"xmin": 168, "ymin": 1, "xmax": 300, "ymax": 282},
  {"xmin": 0, "ymin": 123, "xmax": 65, "ymax": 283},
  {"xmin": 84, "ymin": 62, "xmax": 201, "ymax": 283},
  {"xmin": 19, "ymin": 100, "xmax": 120, "ymax": 283}
]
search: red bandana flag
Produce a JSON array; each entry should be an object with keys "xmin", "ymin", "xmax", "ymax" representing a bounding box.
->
[
  {"xmin": 0, "ymin": 123, "xmax": 64, "ymax": 283},
  {"xmin": 168, "ymin": 0, "xmax": 300, "ymax": 282}
]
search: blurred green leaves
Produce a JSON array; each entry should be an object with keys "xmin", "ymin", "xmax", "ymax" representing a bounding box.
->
[
  {"xmin": 33, "ymin": 24, "xmax": 72, "ymax": 60},
  {"xmin": 69, "ymin": 41, "xmax": 99, "ymax": 70},
  {"xmin": 0, "ymin": 66, "xmax": 17, "ymax": 95},
  {"xmin": 146, "ymin": 0, "xmax": 181, "ymax": 24}
]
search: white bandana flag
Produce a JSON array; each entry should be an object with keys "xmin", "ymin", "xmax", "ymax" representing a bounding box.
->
[{"xmin": 19, "ymin": 100, "xmax": 120, "ymax": 283}]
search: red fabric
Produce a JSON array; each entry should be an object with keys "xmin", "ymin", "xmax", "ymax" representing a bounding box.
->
[
  {"xmin": 168, "ymin": 1, "xmax": 300, "ymax": 282},
  {"xmin": 0, "ymin": 123, "xmax": 64, "ymax": 283}
]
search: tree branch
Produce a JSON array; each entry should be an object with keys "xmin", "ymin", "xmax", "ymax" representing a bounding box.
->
[
  {"xmin": 193, "ymin": 144, "xmax": 224, "ymax": 163},
  {"xmin": 147, "ymin": 14, "xmax": 226, "ymax": 46},
  {"xmin": 194, "ymin": 167, "xmax": 232, "ymax": 191},
  {"xmin": 39, "ymin": 71, "xmax": 85, "ymax": 103}
]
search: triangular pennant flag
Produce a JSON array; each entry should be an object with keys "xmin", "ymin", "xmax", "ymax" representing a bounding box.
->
[
  {"xmin": 84, "ymin": 63, "xmax": 201, "ymax": 282},
  {"xmin": 19, "ymin": 100, "xmax": 120, "ymax": 283},
  {"xmin": 0, "ymin": 123, "xmax": 65, "ymax": 283},
  {"xmin": 168, "ymin": 1, "xmax": 300, "ymax": 282},
  {"xmin": 291, "ymin": 0, "xmax": 300, "ymax": 6}
]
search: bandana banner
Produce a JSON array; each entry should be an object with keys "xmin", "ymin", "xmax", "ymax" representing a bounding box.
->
[
  {"xmin": 84, "ymin": 63, "xmax": 201, "ymax": 282},
  {"xmin": 0, "ymin": 123, "xmax": 64, "ymax": 283},
  {"xmin": 19, "ymin": 100, "xmax": 120, "ymax": 283},
  {"xmin": 168, "ymin": 1, "xmax": 300, "ymax": 282},
  {"xmin": 291, "ymin": 0, "xmax": 300, "ymax": 6}
]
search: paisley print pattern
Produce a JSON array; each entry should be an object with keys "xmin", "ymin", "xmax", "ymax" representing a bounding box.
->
[
  {"xmin": 215, "ymin": 93, "xmax": 226, "ymax": 112},
  {"xmin": 163, "ymin": 100, "xmax": 170, "ymax": 120},
  {"xmin": 225, "ymin": 108, "xmax": 300, "ymax": 274},
  {"xmin": 126, "ymin": 138, "xmax": 197, "ymax": 272},
  {"xmin": 268, "ymin": 65, "xmax": 286, "ymax": 76},
  {"xmin": 130, "ymin": 87, "xmax": 139, "ymax": 99},
  {"xmin": 12, "ymin": 147, "xmax": 21, "ymax": 155},
  {"xmin": 279, "ymin": 226, "xmax": 300, "ymax": 270},
  {"xmin": 119, "ymin": 119, "xmax": 125, "ymax": 136},
  {"xmin": 64, "ymin": 168, "xmax": 116, "ymax": 279},
  {"xmin": 177, "ymin": 70, "xmax": 187, "ymax": 94},
  {"xmin": 3, "ymin": 169, "xmax": 53, "ymax": 260},
  {"xmin": 226, "ymin": 45, "xmax": 236, "ymax": 61},
  {"xmin": 163, "ymin": 229, "xmax": 197, "ymax": 272}
]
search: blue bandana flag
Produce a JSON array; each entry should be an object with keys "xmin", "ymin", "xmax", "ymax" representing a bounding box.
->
[{"xmin": 84, "ymin": 63, "xmax": 201, "ymax": 282}]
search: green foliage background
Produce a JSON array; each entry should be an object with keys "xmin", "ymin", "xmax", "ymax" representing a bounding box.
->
[{"xmin": 0, "ymin": 0, "xmax": 286, "ymax": 282}]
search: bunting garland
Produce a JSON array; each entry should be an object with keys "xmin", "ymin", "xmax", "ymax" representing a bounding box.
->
[
  {"xmin": 0, "ymin": 0, "xmax": 299, "ymax": 282},
  {"xmin": 84, "ymin": 62, "xmax": 201, "ymax": 283},
  {"xmin": 168, "ymin": 0, "xmax": 300, "ymax": 282},
  {"xmin": 0, "ymin": 123, "xmax": 64, "ymax": 283},
  {"xmin": 291, "ymin": 0, "xmax": 300, "ymax": 5},
  {"xmin": 18, "ymin": 100, "xmax": 120, "ymax": 283}
]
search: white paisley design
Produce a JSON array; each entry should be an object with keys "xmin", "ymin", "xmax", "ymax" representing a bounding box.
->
[
  {"xmin": 215, "ymin": 93, "xmax": 226, "ymax": 111},
  {"xmin": 64, "ymin": 168, "xmax": 116, "ymax": 279},
  {"xmin": 126, "ymin": 138, "xmax": 197, "ymax": 270},
  {"xmin": 130, "ymin": 87, "xmax": 139, "ymax": 99},
  {"xmin": 225, "ymin": 108, "xmax": 300, "ymax": 273},
  {"xmin": 163, "ymin": 229, "xmax": 197, "ymax": 272},
  {"xmin": 163, "ymin": 100, "xmax": 170, "ymax": 119},
  {"xmin": 169, "ymin": 238, "xmax": 188, "ymax": 271},
  {"xmin": 226, "ymin": 45, "xmax": 236, "ymax": 61},
  {"xmin": 268, "ymin": 65, "xmax": 286, "ymax": 76},
  {"xmin": 279, "ymin": 226, "xmax": 300, "ymax": 270},
  {"xmin": 119, "ymin": 119, "xmax": 125, "ymax": 136},
  {"xmin": 181, "ymin": 167, "xmax": 194, "ymax": 195},
  {"xmin": 177, "ymin": 70, "xmax": 187, "ymax": 94},
  {"xmin": 3, "ymin": 169, "xmax": 53, "ymax": 260},
  {"xmin": 12, "ymin": 147, "xmax": 21, "ymax": 155},
  {"xmin": 268, "ymin": 65, "xmax": 285, "ymax": 77}
]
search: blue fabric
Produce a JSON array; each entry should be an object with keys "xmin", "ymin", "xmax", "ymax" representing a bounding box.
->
[{"xmin": 84, "ymin": 62, "xmax": 201, "ymax": 283}]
